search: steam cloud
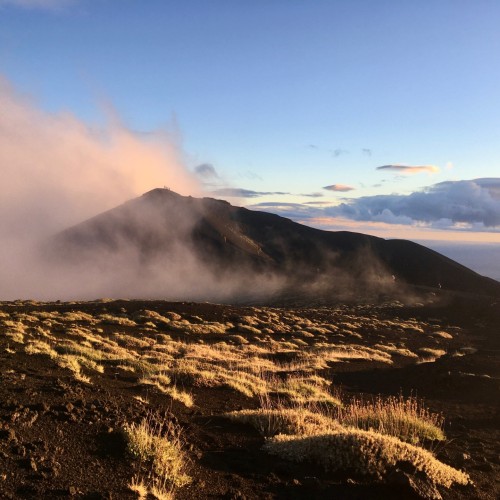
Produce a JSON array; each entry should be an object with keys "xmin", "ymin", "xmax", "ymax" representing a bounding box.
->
[{"xmin": 0, "ymin": 77, "xmax": 203, "ymax": 300}]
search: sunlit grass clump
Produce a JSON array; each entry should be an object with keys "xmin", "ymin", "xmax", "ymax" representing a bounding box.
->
[
  {"xmin": 332, "ymin": 394, "xmax": 445, "ymax": 444},
  {"xmin": 263, "ymin": 429, "xmax": 469, "ymax": 488},
  {"xmin": 124, "ymin": 415, "xmax": 190, "ymax": 498},
  {"xmin": 226, "ymin": 406, "xmax": 342, "ymax": 437}
]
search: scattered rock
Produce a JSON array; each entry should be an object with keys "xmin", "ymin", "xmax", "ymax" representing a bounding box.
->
[
  {"xmin": 224, "ymin": 487, "xmax": 246, "ymax": 500},
  {"xmin": 387, "ymin": 469, "xmax": 442, "ymax": 500},
  {"xmin": 29, "ymin": 457, "xmax": 38, "ymax": 472},
  {"xmin": 475, "ymin": 461, "xmax": 494, "ymax": 472},
  {"xmin": 7, "ymin": 428, "xmax": 17, "ymax": 442},
  {"xmin": 12, "ymin": 444, "xmax": 26, "ymax": 457},
  {"xmin": 302, "ymin": 476, "xmax": 322, "ymax": 489}
]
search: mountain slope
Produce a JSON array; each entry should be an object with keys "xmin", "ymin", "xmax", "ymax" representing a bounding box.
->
[{"xmin": 48, "ymin": 188, "xmax": 500, "ymax": 300}]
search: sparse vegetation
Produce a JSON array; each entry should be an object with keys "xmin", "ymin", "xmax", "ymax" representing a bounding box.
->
[
  {"xmin": 1, "ymin": 299, "xmax": 484, "ymax": 498},
  {"xmin": 263, "ymin": 429, "xmax": 469, "ymax": 487},
  {"xmin": 124, "ymin": 414, "xmax": 190, "ymax": 497},
  {"xmin": 418, "ymin": 347, "xmax": 447, "ymax": 362},
  {"xmin": 331, "ymin": 394, "xmax": 445, "ymax": 444},
  {"xmin": 226, "ymin": 406, "xmax": 341, "ymax": 437}
]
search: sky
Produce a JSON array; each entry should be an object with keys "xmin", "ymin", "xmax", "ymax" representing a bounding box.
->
[{"xmin": 1, "ymin": 0, "xmax": 500, "ymax": 279}]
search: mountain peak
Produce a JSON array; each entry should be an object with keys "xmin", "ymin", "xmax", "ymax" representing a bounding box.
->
[{"xmin": 47, "ymin": 190, "xmax": 500, "ymax": 302}]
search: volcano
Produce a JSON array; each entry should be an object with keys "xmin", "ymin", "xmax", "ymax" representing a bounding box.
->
[{"xmin": 48, "ymin": 188, "xmax": 500, "ymax": 300}]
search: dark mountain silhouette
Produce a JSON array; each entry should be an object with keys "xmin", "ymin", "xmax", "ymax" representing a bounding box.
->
[{"xmin": 49, "ymin": 188, "xmax": 500, "ymax": 299}]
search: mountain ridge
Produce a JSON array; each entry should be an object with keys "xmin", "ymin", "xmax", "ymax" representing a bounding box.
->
[{"xmin": 48, "ymin": 188, "xmax": 500, "ymax": 301}]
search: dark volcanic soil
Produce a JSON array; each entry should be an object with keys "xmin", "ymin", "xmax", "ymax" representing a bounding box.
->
[{"xmin": 0, "ymin": 294, "xmax": 498, "ymax": 499}]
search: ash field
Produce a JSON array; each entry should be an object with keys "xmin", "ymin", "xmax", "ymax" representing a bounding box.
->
[{"xmin": 1, "ymin": 190, "xmax": 499, "ymax": 500}]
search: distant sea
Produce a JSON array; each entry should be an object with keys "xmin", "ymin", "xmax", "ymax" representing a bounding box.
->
[{"xmin": 419, "ymin": 241, "xmax": 500, "ymax": 282}]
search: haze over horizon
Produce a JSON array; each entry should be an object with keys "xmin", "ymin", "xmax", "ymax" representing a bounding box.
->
[{"xmin": 1, "ymin": 0, "xmax": 500, "ymax": 283}]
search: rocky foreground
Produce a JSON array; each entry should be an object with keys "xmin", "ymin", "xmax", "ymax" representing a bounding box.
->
[{"xmin": 0, "ymin": 294, "xmax": 498, "ymax": 499}]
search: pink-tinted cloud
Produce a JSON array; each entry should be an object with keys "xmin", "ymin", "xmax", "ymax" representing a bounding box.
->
[
  {"xmin": 0, "ymin": 75, "xmax": 203, "ymax": 299},
  {"xmin": 0, "ymin": 75, "xmax": 200, "ymax": 238},
  {"xmin": 306, "ymin": 217, "xmax": 500, "ymax": 243},
  {"xmin": 212, "ymin": 188, "xmax": 289, "ymax": 198},
  {"xmin": 377, "ymin": 164, "xmax": 440, "ymax": 175},
  {"xmin": 323, "ymin": 184, "xmax": 355, "ymax": 192}
]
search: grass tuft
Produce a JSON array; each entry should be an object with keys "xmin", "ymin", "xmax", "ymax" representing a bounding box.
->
[
  {"xmin": 264, "ymin": 429, "xmax": 469, "ymax": 487},
  {"xmin": 331, "ymin": 394, "xmax": 445, "ymax": 444},
  {"xmin": 124, "ymin": 415, "xmax": 190, "ymax": 491},
  {"xmin": 226, "ymin": 407, "xmax": 341, "ymax": 437}
]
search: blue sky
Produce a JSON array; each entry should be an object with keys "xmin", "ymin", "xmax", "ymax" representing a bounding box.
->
[{"xmin": 1, "ymin": 0, "xmax": 500, "ymax": 277}]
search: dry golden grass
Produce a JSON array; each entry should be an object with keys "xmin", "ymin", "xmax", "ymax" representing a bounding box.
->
[
  {"xmin": 138, "ymin": 374, "xmax": 194, "ymax": 407},
  {"xmin": 331, "ymin": 394, "xmax": 445, "ymax": 444},
  {"xmin": 417, "ymin": 348, "xmax": 447, "ymax": 362},
  {"xmin": 124, "ymin": 415, "xmax": 190, "ymax": 493},
  {"xmin": 264, "ymin": 429, "xmax": 469, "ymax": 487},
  {"xmin": 13, "ymin": 301, "xmax": 466, "ymax": 496},
  {"xmin": 312, "ymin": 345, "xmax": 394, "ymax": 365},
  {"xmin": 2, "ymin": 320, "xmax": 26, "ymax": 333},
  {"xmin": 128, "ymin": 476, "xmax": 174, "ymax": 500},
  {"xmin": 226, "ymin": 406, "xmax": 342, "ymax": 437},
  {"xmin": 55, "ymin": 355, "xmax": 90, "ymax": 383},
  {"xmin": 373, "ymin": 343, "xmax": 418, "ymax": 358},
  {"xmin": 5, "ymin": 332, "xmax": 24, "ymax": 344},
  {"xmin": 98, "ymin": 314, "xmax": 137, "ymax": 327},
  {"xmin": 25, "ymin": 340, "xmax": 58, "ymax": 358},
  {"xmin": 128, "ymin": 476, "xmax": 148, "ymax": 499},
  {"xmin": 61, "ymin": 311, "xmax": 98, "ymax": 323},
  {"xmin": 430, "ymin": 330, "xmax": 453, "ymax": 339},
  {"xmin": 272, "ymin": 375, "xmax": 340, "ymax": 406}
]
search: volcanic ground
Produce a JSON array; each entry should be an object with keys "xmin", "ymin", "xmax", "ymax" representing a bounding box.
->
[{"xmin": 0, "ymin": 292, "xmax": 498, "ymax": 499}]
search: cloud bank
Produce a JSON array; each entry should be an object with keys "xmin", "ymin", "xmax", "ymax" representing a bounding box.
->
[
  {"xmin": 252, "ymin": 179, "xmax": 500, "ymax": 233},
  {"xmin": 328, "ymin": 179, "xmax": 500, "ymax": 229}
]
